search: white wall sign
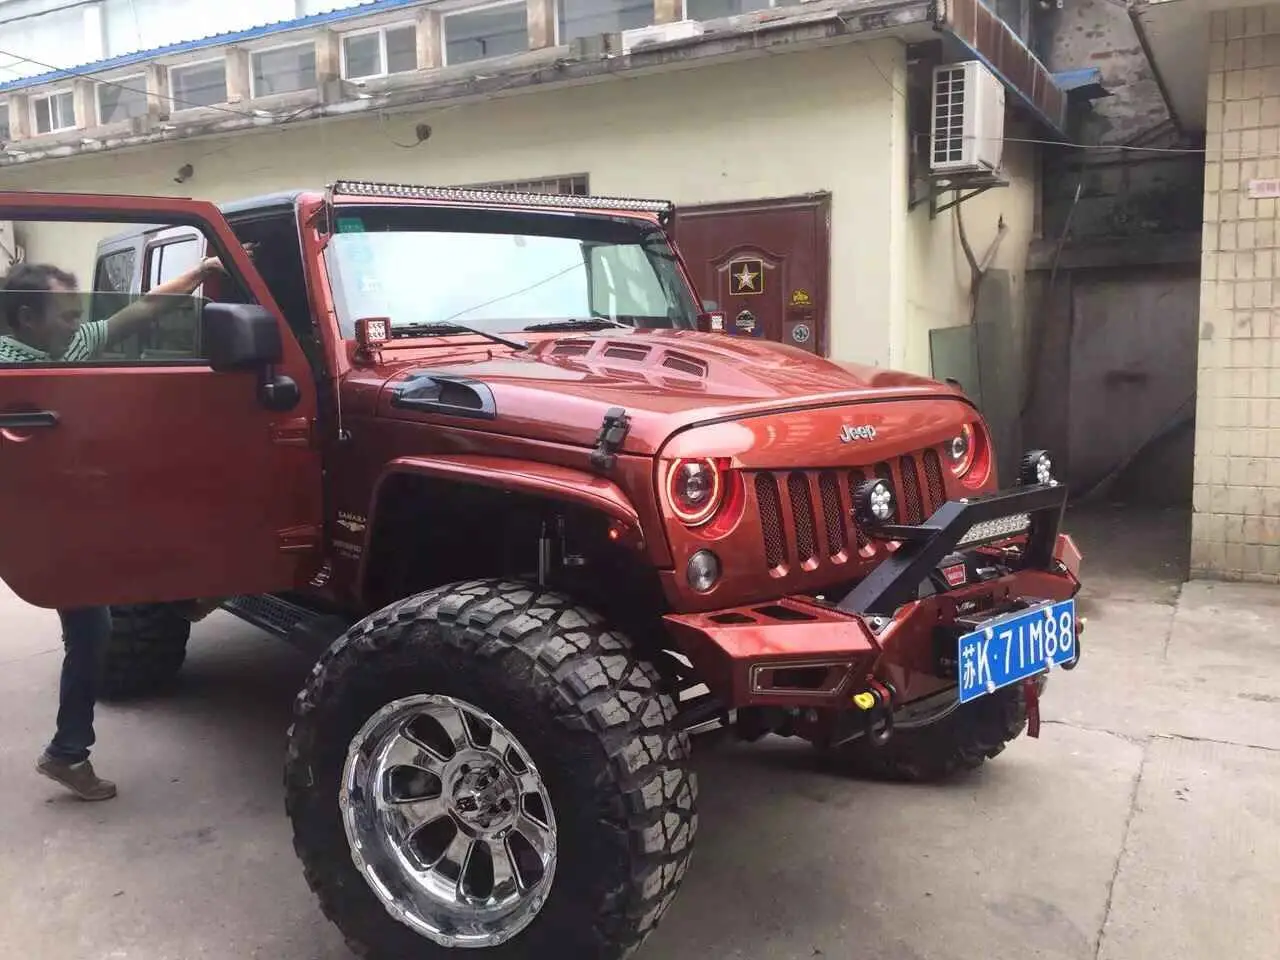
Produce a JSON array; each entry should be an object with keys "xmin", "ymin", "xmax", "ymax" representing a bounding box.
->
[{"xmin": 1247, "ymin": 178, "xmax": 1280, "ymax": 199}]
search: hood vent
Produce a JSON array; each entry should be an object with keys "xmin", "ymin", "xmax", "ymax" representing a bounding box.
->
[
  {"xmin": 662, "ymin": 352, "xmax": 707, "ymax": 378},
  {"xmin": 602, "ymin": 344, "xmax": 651, "ymax": 362},
  {"xmin": 391, "ymin": 373, "xmax": 497, "ymax": 420},
  {"xmin": 549, "ymin": 341, "xmax": 592, "ymax": 358},
  {"xmin": 545, "ymin": 337, "xmax": 709, "ymax": 384}
]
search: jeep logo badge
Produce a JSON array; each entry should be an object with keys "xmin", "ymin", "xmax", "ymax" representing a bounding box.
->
[{"xmin": 839, "ymin": 424, "xmax": 876, "ymax": 443}]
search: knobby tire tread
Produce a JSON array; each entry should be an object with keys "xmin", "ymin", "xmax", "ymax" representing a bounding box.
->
[
  {"xmin": 829, "ymin": 683, "xmax": 1028, "ymax": 782},
  {"xmin": 100, "ymin": 603, "xmax": 191, "ymax": 701},
  {"xmin": 284, "ymin": 578, "xmax": 697, "ymax": 960}
]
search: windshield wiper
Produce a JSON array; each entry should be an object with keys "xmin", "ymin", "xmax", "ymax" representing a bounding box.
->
[
  {"xmin": 522, "ymin": 317, "xmax": 632, "ymax": 332},
  {"xmin": 389, "ymin": 322, "xmax": 529, "ymax": 351}
]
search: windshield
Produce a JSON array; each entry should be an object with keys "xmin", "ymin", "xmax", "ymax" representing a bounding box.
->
[{"xmin": 325, "ymin": 205, "xmax": 699, "ymax": 337}]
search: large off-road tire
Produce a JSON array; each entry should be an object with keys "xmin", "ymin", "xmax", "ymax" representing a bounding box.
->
[
  {"xmin": 285, "ymin": 579, "xmax": 697, "ymax": 960},
  {"xmin": 100, "ymin": 603, "xmax": 192, "ymax": 701},
  {"xmin": 826, "ymin": 683, "xmax": 1027, "ymax": 782}
]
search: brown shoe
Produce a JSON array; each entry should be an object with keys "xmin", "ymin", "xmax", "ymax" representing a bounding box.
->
[{"xmin": 37, "ymin": 753, "xmax": 117, "ymax": 801}]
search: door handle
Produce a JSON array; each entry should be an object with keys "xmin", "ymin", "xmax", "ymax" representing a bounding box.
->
[
  {"xmin": 0, "ymin": 411, "xmax": 59, "ymax": 429},
  {"xmin": 0, "ymin": 410, "xmax": 58, "ymax": 443}
]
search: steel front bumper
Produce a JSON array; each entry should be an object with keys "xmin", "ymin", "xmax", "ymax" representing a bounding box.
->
[{"xmin": 663, "ymin": 482, "xmax": 1082, "ymax": 710}]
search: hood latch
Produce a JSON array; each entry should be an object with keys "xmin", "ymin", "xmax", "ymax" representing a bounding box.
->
[{"xmin": 590, "ymin": 406, "xmax": 631, "ymax": 471}]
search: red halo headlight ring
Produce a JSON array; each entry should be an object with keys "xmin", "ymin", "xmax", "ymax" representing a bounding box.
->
[
  {"xmin": 947, "ymin": 421, "xmax": 992, "ymax": 488},
  {"xmin": 665, "ymin": 457, "xmax": 725, "ymax": 527},
  {"xmin": 947, "ymin": 423, "xmax": 977, "ymax": 477}
]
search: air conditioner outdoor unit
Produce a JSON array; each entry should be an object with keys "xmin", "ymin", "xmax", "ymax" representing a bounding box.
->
[
  {"xmin": 930, "ymin": 60, "xmax": 1006, "ymax": 175},
  {"xmin": 620, "ymin": 20, "xmax": 704, "ymax": 55}
]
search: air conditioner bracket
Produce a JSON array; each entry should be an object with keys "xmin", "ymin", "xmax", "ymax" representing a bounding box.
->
[{"xmin": 911, "ymin": 170, "xmax": 1010, "ymax": 220}]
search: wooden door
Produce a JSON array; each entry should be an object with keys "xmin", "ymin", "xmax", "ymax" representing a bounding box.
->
[{"xmin": 671, "ymin": 194, "xmax": 831, "ymax": 355}]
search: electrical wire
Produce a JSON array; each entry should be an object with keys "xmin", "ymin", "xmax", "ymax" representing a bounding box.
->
[
  {"xmin": 1020, "ymin": 177, "xmax": 1083, "ymax": 421},
  {"xmin": 976, "ymin": 134, "xmax": 1206, "ymax": 155},
  {"xmin": 438, "ymin": 260, "xmax": 587, "ymax": 324}
]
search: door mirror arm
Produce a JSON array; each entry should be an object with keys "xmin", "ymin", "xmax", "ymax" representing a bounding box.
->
[
  {"xmin": 203, "ymin": 302, "xmax": 298, "ymax": 409},
  {"xmin": 259, "ymin": 367, "xmax": 301, "ymax": 411}
]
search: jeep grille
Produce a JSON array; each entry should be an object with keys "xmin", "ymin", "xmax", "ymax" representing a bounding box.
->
[{"xmin": 752, "ymin": 449, "xmax": 948, "ymax": 575}]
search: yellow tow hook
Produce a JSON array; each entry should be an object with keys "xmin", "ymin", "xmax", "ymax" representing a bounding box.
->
[
  {"xmin": 852, "ymin": 691, "xmax": 877, "ymax": 711},
  {"xmin": 851, "ymin": 679, "xmax": 896, "ymax": 747}
]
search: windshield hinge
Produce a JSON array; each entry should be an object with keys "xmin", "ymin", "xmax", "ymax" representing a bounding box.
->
[
  {"xmin": 311, "ymin": 186, "xmax": 334, "ymax": 250},
  {"xmin": 277, "ymin": 524, "xmax": 322, "ymax": 554},
  {"xmin": 590, "ymin": 406, "xmax": 631, "ymax": 471},
  {"xmin": 271, "ymin": 417, "xmax": 314, "ymax": 447}
]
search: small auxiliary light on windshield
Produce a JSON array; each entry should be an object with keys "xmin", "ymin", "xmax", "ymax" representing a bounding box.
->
[
  {"xmin": 356, "ymin": 317, "xmax": 390, "ymax": 350},
  {"xmin": 698, "ymin": 312, "xmax": 726, "ymax": 334}
]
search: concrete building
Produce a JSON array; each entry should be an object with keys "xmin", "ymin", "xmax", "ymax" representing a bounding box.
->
[
  {"xmin": 0, "ymin": 0, "xmax": 1094, "ymax": 392},
  {"xmin": 1020, "ymin": 1, "xmax": 1204, "ymax": 513},
  {"xmin": 1132, "ymin": 0, "xmax": 1280, "ymax": 582}
]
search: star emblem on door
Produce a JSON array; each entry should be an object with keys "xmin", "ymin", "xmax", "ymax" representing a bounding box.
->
[{"xmin": 729, "ymin": 258, "xmax": 763, "ymax": 296}]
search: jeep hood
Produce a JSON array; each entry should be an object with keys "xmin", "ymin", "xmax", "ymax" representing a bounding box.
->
[{"xmin": 369, "ymin": 329, "xmax": 967, "ymax": 455}]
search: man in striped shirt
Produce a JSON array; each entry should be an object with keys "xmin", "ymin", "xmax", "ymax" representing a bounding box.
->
[
  {"xmin": 1, "ymin": 254, "xmax": 228, "ymax": 800},
  {"xmin": 0, "ymin": 257, "xmax": 226, "ymax": 364}
]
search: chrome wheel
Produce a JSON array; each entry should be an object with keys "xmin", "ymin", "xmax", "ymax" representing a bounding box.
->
[{"xmin": 340, "ymin": 694, "xmax": 558, "ymax": 948}]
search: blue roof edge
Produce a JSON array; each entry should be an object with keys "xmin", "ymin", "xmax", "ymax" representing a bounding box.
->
[
  {"xmin": 0, "ymin": 0, "xmax": 425, "ymax": 95},
  {"xmin": 1053, "ymin": 67, "xmax": 1110, "ymax": 96}
]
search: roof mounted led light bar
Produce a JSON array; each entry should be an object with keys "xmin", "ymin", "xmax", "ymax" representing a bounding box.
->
[{"xmin": 329, "ymin": 180, "xmax": 675, "ymax": 215}]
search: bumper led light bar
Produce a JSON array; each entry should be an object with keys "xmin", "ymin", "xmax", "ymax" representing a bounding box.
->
[{"xmin": 957, "ymin": 513, "xmax": 1031, "ymax": 547}]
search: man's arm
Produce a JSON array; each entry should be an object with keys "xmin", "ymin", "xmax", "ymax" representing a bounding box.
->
[{"xmin": 100, "ymin": 255, "xmax": 227, "ymax": 347}]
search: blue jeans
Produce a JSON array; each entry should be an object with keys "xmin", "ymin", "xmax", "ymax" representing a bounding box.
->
[{"xmin": 45, "ymin": 606, "xmax": 112, "ymax": 765}]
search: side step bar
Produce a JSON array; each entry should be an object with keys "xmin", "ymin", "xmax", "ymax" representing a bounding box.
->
[{"xmin": 221, "ymin": 594, "xmax": 353, "ymax": 657}]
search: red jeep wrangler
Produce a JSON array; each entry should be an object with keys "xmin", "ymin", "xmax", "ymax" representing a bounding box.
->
[{"xmin": 0, "ymin": 182, "xmax": 1082, "ymax": 960}]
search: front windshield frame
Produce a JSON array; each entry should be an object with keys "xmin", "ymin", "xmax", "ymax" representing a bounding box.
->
[{"xmin": 323, "ymin": 204, "xmax": 700, "ymax": 339}]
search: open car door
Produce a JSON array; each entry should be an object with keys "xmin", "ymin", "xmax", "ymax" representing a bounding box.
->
[{"xmin": 0, "ymin": 191, "xmax": 323, "ymax": 609}]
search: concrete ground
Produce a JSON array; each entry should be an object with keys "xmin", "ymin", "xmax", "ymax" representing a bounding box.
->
[{"xmin": 1, "ymin": 504, "xmax": 1277, "ymax": 960}]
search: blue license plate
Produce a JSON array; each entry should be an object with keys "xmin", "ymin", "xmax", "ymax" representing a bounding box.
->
[{"xmin": 957, "ymin": 599, "xmax": 1077, "ymax": 704}]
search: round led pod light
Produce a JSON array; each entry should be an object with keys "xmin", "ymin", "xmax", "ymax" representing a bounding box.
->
[
  {"xmin": 1020, "ymin": 449, "xmax": 1055, "ymax": 486},
  {"xmin": 853, "ymin": 477, "xmax": 897, "ymax": 531}
]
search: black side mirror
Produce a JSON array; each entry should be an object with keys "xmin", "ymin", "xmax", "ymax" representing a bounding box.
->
[{"xmin": 203, "ymin": 302, "xmax": 282, "ymax": 372}]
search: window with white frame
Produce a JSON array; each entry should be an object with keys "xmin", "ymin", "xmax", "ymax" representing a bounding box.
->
[
  {"xmin": 341, "ymin": 23, "xmax": 418, "ymax": 80},
  {"xmin": 251, "ymin": 43, "xmax": 317, "ymax": 97},
  {"xmin": 171, "ymin": 60, "xmax": 228, "ymax": 109},
  {"xmin": 98, "ymin": 76, "xmax": 149, "ymax": 124},
  {"xmin": 444, "ymin": 3, "xmax": 528, "ymax": 66},
  {"xmin": 684, "ymin": 0, "xmax": 772, "ymax": 20},
  {"xmin": 32, "ymin": 91, "xmax": 76, "ymax": 134},
  {"xmin": 558, "ymin": 0, "xmax": 652, "ymax": 44}
]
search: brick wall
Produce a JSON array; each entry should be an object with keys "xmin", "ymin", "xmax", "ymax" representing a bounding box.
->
[{"xmin": 1193, "ymin": 4, "xmax": 1280, "ymax": 581}]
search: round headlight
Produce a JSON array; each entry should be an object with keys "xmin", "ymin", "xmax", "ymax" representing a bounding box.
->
[
  {"xmin": 853, "ymin": 477, "xmax": 896, "ymax": 529},
  {"xmin": 947, "ymin": 423, "xmax": 976, "ymax": 477},
  {"xmin": 686, "ymin": 549, "xmax": 721, "ymax": 592},
  {"xmin": 666, "ymin": 458, "xmax": 724, "ymax": 526},
  {"xmin": 1020, "ymin": 449, "xmax": 1054, "ymax": 486}
]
